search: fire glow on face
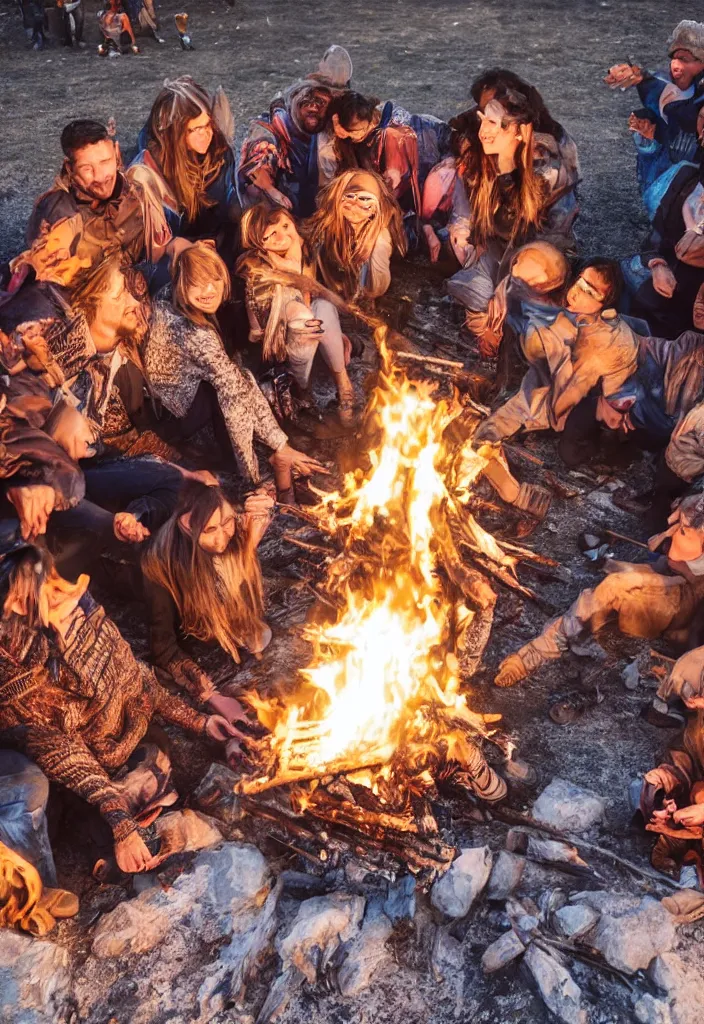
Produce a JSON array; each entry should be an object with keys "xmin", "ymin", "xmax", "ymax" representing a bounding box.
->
[{"xmin": 247, "ymin": 334, "xmax": 514, "ymax": 789}]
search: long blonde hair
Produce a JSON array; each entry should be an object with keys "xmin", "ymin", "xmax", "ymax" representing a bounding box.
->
[
  {"xmin": 459, "ymin": 90, "xmax": 547, "ymax": 248},
  {"xmin": 306, "ymin": 169, "xmax": 406, "ymax": 298},
  {"xmin": 172, "ymin": 242, "xmax": 231, "ymax": 327},
  {"xmin": 142, "ymin": 482, "xmax": 265, "ymax": 662},
  {"xmin": 146, "ymin": 77, "xmax": 229, "ymax": 222}
]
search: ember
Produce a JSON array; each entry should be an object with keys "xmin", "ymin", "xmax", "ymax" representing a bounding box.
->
[{"xmin": 239, "ymin": 333, "xmax": 528, "ymax": 878}]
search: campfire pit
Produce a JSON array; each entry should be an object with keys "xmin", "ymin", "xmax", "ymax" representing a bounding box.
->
[{"xmin": 238, "ymin": 332, "xmax": 537, "ymax": 882}]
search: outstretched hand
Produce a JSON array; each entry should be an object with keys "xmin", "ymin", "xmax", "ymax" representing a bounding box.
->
[
  {"xmin": 494, "ymin": 653, "xmax": 528, "ymax": 688},
  {"xmin": 114, "ymin": 830, "xmax": 160, "ymax": 874},
  {"xmin": 270, "ymin": 444, "xmax": 329, "ymax": 479},
  {"xmin": 205, "ymin": 714, "xmax": 245, "ymax": 742},
  {"xmin": 604, "ymin": 63, "xmax": 644, "ymax": 89}
]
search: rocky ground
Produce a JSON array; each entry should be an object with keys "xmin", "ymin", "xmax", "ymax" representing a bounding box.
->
[{"xmin": 2, "ymin": 1, "xmax": 704, "ymax": 1023}]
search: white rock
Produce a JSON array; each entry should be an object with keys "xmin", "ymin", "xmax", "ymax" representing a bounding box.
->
[
  {"xmin": 524, "ymin": 943, "xmax": 587, "ymax": 1024},
  {"xmin": 647, "ymin": 952, "xmax": 701, "ymax": 1024},
  {"xmin": 635, "ymin": 994, "xmax": 675, "ymax": 1024},
  {"xmin": 487, "ymin": 850, "xmax": 525, "ymax": 901},
  {"xmin": 553, "ymin": 904, "xmax": 600, "ymax": 941},
  {"xmin": 337, "ymin": 899, "xmax": 393, "ymax": 997},
  {"xmin": 430, "ymin": 845, "xmax": 493, "ymax": 918},
  {"xmin": 92, "ymin": 899, "xmax": 174, "ymax": 958},
  {"xmin": 481, "ymin": 929, "xmax": 526, "ymax": 973},
  {"xmin": 0, "ymin": 931, "xmax": 72, "ymax": 1024},
  {"xmin": 277, "ymin": 892, "xmax": 365, "ymax": 984},
  {"xmin": 580, "ymin": 893, "xmax": 677, "ymax": 974},
  {"xmin": 532, "ymin": 778, "xmax": 606, "ymax": 833}
]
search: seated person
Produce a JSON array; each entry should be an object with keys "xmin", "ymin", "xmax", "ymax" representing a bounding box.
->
[
  {"xmin": 444, "ymin": 88, "xmax": 578, "ymax": 355},
  {"xmin": 129, "ymin": 76, "xmax": 240, "ymax": 270},
  {"xmin": 328, "ymin": 91, "xmax": 449, "ymax": 229},
  {"xmin": 97, "ymin": 0, "xmax": 161, "ymax": 56},
  {"xmin": 237, "ymin": 203, "xmax": 354, "ymax": 427},
  {"xmin": 143, "ymin": 242, "xmax": 328, "ymax": 497},
  {"xmin": 494, "ymin": 499, "xmax": 704, "ymax": 688},
  {"xmin": 238, "ymin": 46, "xmax": 352, "ymax": 217},
  {"xmin": 476, "ymin": 254, "xmax": 639, "ymax": 460},
  {"xmin": 143, "ymin": 481, "xmax": 272, "ymax": 705},
  {"xmin": 423, "ymin": 68, "xmax": 579, "ymax": 265},
  {"xmin": 0, "ymin": 215, "xmax": 91, "ymax": 335},
  {"xmin": 604, "ymin": 20, "xmax": 704, "ymax": 201},
  {"xmin": 640, "ymin": 645, "xmax": 704, "ymax": 880},
  {"xmin": 0, "ymin": 545, "xmax": 238, "ymax": 875},
  {"xmin": 27, "ymin": 119, "xmax": 176, "ymax": 275},
  {"xmin": 307, "ymin": 169, "xmax": 407, "ymax": 301},
  {"xmin": 0, "ymin": 750, "xmax": 78, "ymax": 934},
  {"xmin": 622, "ymin": 105, "xmax": 704, "ymax": 339}
]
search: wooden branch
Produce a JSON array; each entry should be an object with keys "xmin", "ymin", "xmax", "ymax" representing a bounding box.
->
[
  {"xmin": 395, "ymin": 351, "xmax": 465, "ymax": 370},
  {"xmin": 603, "ymin": 529, "xmax": 650, "ymax": 551},
  {"xmin": 649, "ymin": 649, "xmax": 676, "ymax": 664},
  {"xmin": 492, "ymin": 807, "xmax": 685, "ymax": 892},
  {"xmin": 282, "ymin": 534, "xmax": 335, "ymax": 556}
]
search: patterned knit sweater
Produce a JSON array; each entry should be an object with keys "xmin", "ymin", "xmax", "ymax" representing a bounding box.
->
[{"xmin": 0, "ymin": 596, "xmax": 208, "ymax": 842}]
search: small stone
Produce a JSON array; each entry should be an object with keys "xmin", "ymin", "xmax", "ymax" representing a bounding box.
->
[
  {"xmin": 532, "ymin": 778, "xmax": 606, "ymax": 833},
  {"xmin": 383, "ymin": 874, "xmax": 416, "ymax": 925},
  {"xmin": 92, "ymin": 899, "xmax": 173, "ymax": 958},
  {"xmin": 337, "ymin": 899, "xmax": 393, "ymax": 997},
  {"xmin": 634, "ymin": 994, "xmax": 674, "ymax": 1024},
  {"xmin": 583, "ymin": 894, "xmax": 677, "ymax": 974},
  {"xmin": 647, "ymin": 952, "xmax": 701, "ymax": 1024},
  {"xmin": 554, "ymin": 904, "xmax": 600, "ymax": 940},
  {"xmin": 430, "ymin": 846, "xmax": 493, "ymax": 919},
  {"xmin": 487, "ymin": 850, "xmax": 525, "ymax": 901},
  {"xmin": 277, "ymin": 892, "xmax": 365, "ymax": 984},
  {"xmin": 623, "ymin": 659, "xmax": 641, "ymax": 690},
  {"xmin": 481, "ymin": 929, "xmax": 526, "ymax": 973},
  {"xmin": 524, "ymin": 943, "xmax": 587, "ymax": 1024}
]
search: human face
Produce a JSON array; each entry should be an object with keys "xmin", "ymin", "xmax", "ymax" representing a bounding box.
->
[
  {"xmin": 29, "ymin": 219, "xmax": 91, "ymax": 286},
  {"xmin": 185, "ymin": 111, "xmax": 214, "ymax": 156},
  {"xmin": 477, "ymin": 100, "xmax": 522, "ymax": 160},
  {"xmin": 670, "ymin": 49, "xmax": 704, "ymax": 91},
  {"xmin": 93, "ymin": 269, "xmax": 141, "ymax": 349},
  {"xmin": 185, "ymin": 275, "xmax": 225, "ymax": 315},
  {"xmin": 197, "ymin": 502, "xmax": 236, "ymax": 555},
  {"xmin": 340, "ymin": 177, "xmax": 380, "ymax": 225},
  {"xmin": 333, "ymin": 114, "xmax": 374, "ymax": 142},
  {"xmin": 297, "ymin": 90, "xmax": 331, "ymax": 133},
  {"xmin": 70, "ymin": 140, "xmax": 119, "ymax": 201},
  {"xmin": 565, "ymin": 266, "xmax": 610, "ymax": 315},
  {"xmin": 261, "ymin": 213, "xmax": 299, "ymax": 255}
]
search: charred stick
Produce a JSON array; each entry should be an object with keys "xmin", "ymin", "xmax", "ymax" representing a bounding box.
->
[
  {"xmin": 492, "ymin": 807, "xmax": 685, "ymax": 892},
  {"xmin": 282, "ymin": 535, "xmax": 336, "ymax": 556},
  {"xmin": 534, "ymin": 936, "xmax": 635, "ymax": 991},
  {"xmin": 494, "ymin": 538, "xmax": 561, "ymax": 568},
  {"xmin": 603, "ymin": 529, "xmax": 650, "ymax": 551},
  {"xmin": 394, "ymin": 351, "xmax": 465, "ymax": 369},
  {"xmin": 649, "ymin": 649, "xmax": 676, "ymax": 664}
]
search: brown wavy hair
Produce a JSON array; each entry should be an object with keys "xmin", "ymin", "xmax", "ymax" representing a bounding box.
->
[
  {"xmin": 306, "ymin": 169, "xmax": 406, "ymax": 298},
  {"xmin": 172, "ymin": 242, "xmax": 231, "ymax": 327},
  {"xmin": 142, "ymin": 482, "xmax": 266, "ymax": 662},
  {"xmin": 458, "ymin": 89, "xmax": 547, "ymax": 248},
  {"xmin": 146, "ymin": 78, "xmax": 229, "ymax": 222}
]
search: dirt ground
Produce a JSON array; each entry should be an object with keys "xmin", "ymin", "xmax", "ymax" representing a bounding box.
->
[{"xmin": 2, "ymin": 1, "xmax": 703, "ymax": 1022}]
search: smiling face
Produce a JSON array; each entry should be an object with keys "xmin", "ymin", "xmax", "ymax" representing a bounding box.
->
[
  {"xmin": 296, "ymin": 89, "xmax": 331, "ymax": 133},
  {"xmin": 185, "ymin": 110, "xmax": 214, "ymax": 156},
  {"xmin": 70, "ymin": 139, "xmax": 119, "ymax": 201},
  {"xmin": 339, "ymin": 173, "xmax": 381, "ymax": 225},
  {"xmin": 93, "ymin": 268, "xmax": 141, "ymax": 348},
  {"xmin": 191, "ymin": 501, "xmax": 236, "ymax": 555},
  {"xmin": 670, "ymin": 49, "xmax": 704, "ymax": 91},
  {"xmin": 261, "ymin": 211, "xmax": 299, "ymax": 255},
  {"xmin": 184, "ymin": 274, "xmax": 226, "ymax": 315},
  {"xmin": 477, "ymin": 99, "xmax": 522, "ymax": 160},
  {"xmin": 565, "ymin": 266, "xmax": 611, "ymax": 315}
]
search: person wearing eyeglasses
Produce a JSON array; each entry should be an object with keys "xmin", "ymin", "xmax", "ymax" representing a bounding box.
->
[{"xmin": 129, "ymin": 77, "xmax": 240, "ymax": 275}]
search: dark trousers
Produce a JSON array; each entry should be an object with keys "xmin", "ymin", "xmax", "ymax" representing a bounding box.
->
[
  {"xmin": 630, "ymin": 264, "xmax": 702, "ymax": 340},
  {"xmin": 0, "ymin": 750, "xmax": 56, "ymax": 887}
]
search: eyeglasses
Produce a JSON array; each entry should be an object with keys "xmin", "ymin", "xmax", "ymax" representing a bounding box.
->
[
  {"xmin": 573, "ymin": 275, "xmax": 607, "ymax": 302},
  {"xmin": 342, "ymin": 191, "xmax": 378, "ymax": 207}
]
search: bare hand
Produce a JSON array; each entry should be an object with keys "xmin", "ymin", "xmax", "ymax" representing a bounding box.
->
[
  {"xmin": 114, "ymin": 512, "xmax": 150, "ymax": 544},
  {"xmin": 673, "ymin": 803, "xmax": 704, "ymax": 828},
  {"xmin": 7, "ymin": 484, "xmax": 56, "ymax": 540},
  {"xmin": 644, "ymin": 766, "xmax": 678, "ymax": 792},
  {"xmin": 266, "ymin": 187, "xmax": 293, "ymax": 211},
  {"xmin": 114, "ymin": 830, "xmax": 160, "ymax": 874},
  {"xmin": 205, "ymin": 714, "xmax": 243, "ymax": 742},
  {"xmin": 207, "ymin": 691, "xmax": 251, "ymax": 724},
  {"xmin": 494, "ymin": 653, "xmax": 528, "ymax": 688},
  {"xmin": 288, "ymin": 318, "xmax": 324, "ymax": 346},
  {"xmin": 244, "ymin": 489, "xmax": 275, "ymax": 519},
  {"xmin": 629, "ymin": 113, "xmax": 656, "ymax": 140},
  {"xmin": 604, "ymin": 63, "xmax": 644, "ymax": 89},
  {"xmin": 423, "ymin": 224, "xmax": 441, "ymax": 263},
  {"xmin": 383, "ymin": 167, "xmax": 402, "ymax": 192},
  {"xmin": 651, "ymin": 263, "xmax": 677, "ymax": 298},
  {"xmin": 270, "ymin": 444, "xmax": 329, "ymax": 478}
]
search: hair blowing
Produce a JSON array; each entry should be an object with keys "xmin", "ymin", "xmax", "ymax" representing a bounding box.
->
[
  {"xmin": 459, "ymin": 89, "xmax": 547, "ymax": 248},
  {"xmin": 146, "ymin": 78, "xmax": 229, "ymax": 222},
  {"xmin": 142, "ymin": 482, "xmax": 266, "ymax": 662}
]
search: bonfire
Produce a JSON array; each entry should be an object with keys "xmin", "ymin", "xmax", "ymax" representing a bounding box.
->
[{"xmin": 239, "ymin": 334, "xmax": 538, "ymax": 879}]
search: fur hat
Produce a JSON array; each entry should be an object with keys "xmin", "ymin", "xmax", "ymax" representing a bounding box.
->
[{"xmin": 667, "ymin": 20, "xmax": 704, "ymax": 63}]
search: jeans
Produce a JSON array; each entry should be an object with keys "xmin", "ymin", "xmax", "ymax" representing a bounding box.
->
[{"xmin": 0, "ymin": 751, "xmax": 56, "ymax": 887}]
